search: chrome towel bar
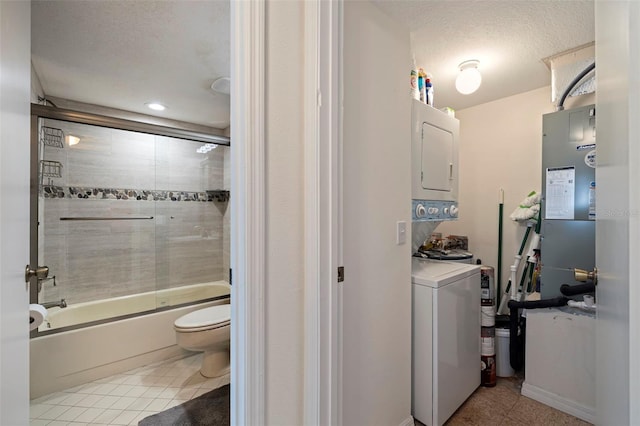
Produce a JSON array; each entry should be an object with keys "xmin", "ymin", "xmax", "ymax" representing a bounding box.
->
[{"xmin": 60, "ymin": 216, "xmax": 154, "ymax": 221}]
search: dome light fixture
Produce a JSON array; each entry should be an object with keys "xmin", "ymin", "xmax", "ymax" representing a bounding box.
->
[{"xmin": 455, "ymin": 60, "xmax": 482, "ymax": 95}]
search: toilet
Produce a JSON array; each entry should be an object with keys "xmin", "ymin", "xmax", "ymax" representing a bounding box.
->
[{"xmin": 174, "ymin": 304, "xmax": 231, "ymax": 378}]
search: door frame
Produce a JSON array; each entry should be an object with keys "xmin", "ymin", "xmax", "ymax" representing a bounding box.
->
[
  {"xmin": 231, "ymin": 1, "xmax": 343, "ymax": 424},
  {"xmin": 230, "ymin": 1, "xmax": 266, "ymax": 424},
  {"xmin": 303, "ymin": 1, "xmax": 343, "ymax": 425}
]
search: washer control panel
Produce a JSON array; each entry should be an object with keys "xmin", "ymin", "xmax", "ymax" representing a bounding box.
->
[{"xmin": 412, "ymin": 200, "xmax": 459, "ymax": 221}]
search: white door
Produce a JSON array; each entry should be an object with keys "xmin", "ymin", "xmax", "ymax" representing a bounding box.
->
[
  {"xmin": 594, "ymin": 1, "xmax": 640, "ymax": 424},
  {"xmin": 0, "ymin": 1, "xmax": 32, "ymax": 424}
]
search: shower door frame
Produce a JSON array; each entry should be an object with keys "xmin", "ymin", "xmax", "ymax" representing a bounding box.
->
[{"xmin": 29, "ymin": 103, "xmax": 231, "ymax": 336}]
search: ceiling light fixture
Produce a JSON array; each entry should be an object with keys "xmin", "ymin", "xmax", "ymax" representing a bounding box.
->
[
  {"xmin": 146, "ymin": 102, "xmax": 166, "ymax": 111},
  {"xmin": 455, "ymin": 60, "xmax": 482, "ymax": 95}
]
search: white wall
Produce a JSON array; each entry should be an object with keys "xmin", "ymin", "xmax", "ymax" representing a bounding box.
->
[
  {"xmin": 343, "ymin": 2, "xmax": 412, "ymax": 425},
  {"xmin": 437, "ymin": 87, "xmax": 594, "ymax": 295},
  {"xmin": 264, "ymin": 1, "xmax": 305, "ymax": 424}
]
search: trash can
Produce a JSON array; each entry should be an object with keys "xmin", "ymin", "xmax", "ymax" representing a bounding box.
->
[{"xmin": 495, "ymin": 327, "xmax": 514, "ymax": 377}]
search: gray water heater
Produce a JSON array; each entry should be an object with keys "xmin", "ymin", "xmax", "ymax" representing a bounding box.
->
[{"xmin": 540, "ymin": 104, "xmax": 596, "ymax": 298}]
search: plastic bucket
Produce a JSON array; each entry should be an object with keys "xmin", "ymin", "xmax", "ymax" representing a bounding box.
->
[{"xmin": 495, "ymin": 327, "xmax": 514, "ymax": 377}]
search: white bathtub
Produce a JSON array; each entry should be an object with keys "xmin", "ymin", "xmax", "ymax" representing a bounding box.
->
[
  {"xmin": 41, "ymin": 281, "xmax": 230, "ymax": 331},
  {"xmin": 30, "ymin": 281, "xmax": 230, "ymax": 399}
]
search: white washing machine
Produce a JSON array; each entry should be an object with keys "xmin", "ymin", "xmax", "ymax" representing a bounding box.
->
[{"xmin": 412, "ymin": 257, "xmax": 481, "ymax": 426}]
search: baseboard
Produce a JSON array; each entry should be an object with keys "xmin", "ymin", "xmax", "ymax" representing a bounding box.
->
[
  {"xmin": 398, "ymin": 415, "xmax": 415, "ymax": 426},
  {"xmin": 521, "ymin": 381, "xmax": 595, "ymax": 424}
]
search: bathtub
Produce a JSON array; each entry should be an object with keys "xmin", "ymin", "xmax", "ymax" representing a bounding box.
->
[
  {"xmin": 30, "ymin": 281, "xmax": 230, "ymax": 399},
  {"xmin": 41, "ymin": 281, "xmax": 230, "ymax": 331}
]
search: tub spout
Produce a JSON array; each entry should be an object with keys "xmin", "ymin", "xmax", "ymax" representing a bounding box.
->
[{"xmin": 42, "ymin": 298, "xmax": 67, "ymax": 309}]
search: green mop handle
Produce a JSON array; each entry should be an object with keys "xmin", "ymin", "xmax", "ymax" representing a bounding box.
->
[
  {"xmin": 518, "ymin": 226, "xmax": 532, "ymax": 255},
  {"xmin": 497, "ymin": 189, "xmax": 504, "ymax": 301},
  {"xmin": 526, "ymin": 210, "xmax": 543, "ymax": 294}
]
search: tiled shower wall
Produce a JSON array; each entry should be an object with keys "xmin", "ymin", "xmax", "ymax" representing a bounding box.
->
[{"xmin": 39, "ymin": 118, "xmax": 230, "ymax": 305}]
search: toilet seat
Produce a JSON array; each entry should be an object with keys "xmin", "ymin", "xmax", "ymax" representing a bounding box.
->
[{"xmin": 174, "ymin": 305, "xmax": 230, "ymax": 332}]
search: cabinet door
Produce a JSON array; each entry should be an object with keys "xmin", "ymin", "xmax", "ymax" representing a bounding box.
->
[{"xmin": 421, "ymin": 122, "xmax": 453, "ymax": 193}]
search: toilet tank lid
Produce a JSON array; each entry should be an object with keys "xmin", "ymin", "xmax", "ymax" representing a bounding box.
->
[{"xmin": 175, "ymin": 304, "xmax": 230, "ymax": 328}]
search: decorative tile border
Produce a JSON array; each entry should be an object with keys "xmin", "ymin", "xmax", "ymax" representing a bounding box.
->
[{"xmin": 42, "ymin": 185, "xmax": 230, "ymax": 202}]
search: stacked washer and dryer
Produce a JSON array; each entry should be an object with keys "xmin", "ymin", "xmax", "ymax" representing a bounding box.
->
[{"xmin": 410, "ymin": 99, "xmax": 481, "ymax": 426}]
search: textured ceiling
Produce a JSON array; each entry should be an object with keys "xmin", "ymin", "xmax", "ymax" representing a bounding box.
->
[
  {"xmin": 32, "ymin": 1, "xmax": 594, "ymax": 128},
  {"xmin": 32, "ymin": 0, "xmax": 230, "ymax": 128},
  {"xmin": 372, "ymin": 0, "xmax": 595, "ymax": 111}
]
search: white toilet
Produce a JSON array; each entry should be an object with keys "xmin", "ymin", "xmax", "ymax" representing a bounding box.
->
[{"xmin": 174, "ymin": 304, "xmax": 231, "ymax": 378}]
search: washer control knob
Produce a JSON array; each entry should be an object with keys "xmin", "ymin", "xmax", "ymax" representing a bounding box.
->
[
  {"xmin": 450, "ymin": 205, "xmax": 459, "ymax": 217},
  {"xmin": 428, "ymin": 207, "xmax": 438, "ymax": 214},
  {"xmin": 415, "ymin": 204, "xmax": 426, "ymax": 218},
  {"xmin": 443, "ymin": 207, "xmax": 449, "ymax": 215}
]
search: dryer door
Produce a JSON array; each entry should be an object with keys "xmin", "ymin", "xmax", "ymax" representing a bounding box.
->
[{"xmin": 421, "ymin": 122, "xmax": 453, "ymax": 193}]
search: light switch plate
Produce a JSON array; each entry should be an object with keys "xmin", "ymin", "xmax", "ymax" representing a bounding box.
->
[{"xmin": 397, "ymin": 221, "xmax": 407, "ymax": 245}]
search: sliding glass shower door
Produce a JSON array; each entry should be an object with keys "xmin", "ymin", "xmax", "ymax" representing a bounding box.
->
[{"xmin": 33, "ymin": 114, "xmax": 230, "ymax": 333}]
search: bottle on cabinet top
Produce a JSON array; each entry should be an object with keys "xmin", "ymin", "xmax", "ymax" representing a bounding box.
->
[
  {"xmin": 418, "ymin": 68, "xmax": 427, "ymax": 104},
  {"xmin": 426, "ymin": 78, "xmax": 434, "ymax": 107},
  {"xmin": 411, "ymin": 61, "xmax": 434, "ymax": 107},
  {"xmin": 411, "ymin": 57, "xmax": 420, "ymax": 100}
]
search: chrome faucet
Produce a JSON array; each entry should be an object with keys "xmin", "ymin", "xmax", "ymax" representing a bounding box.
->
[{"xmin": 41, "ymin": 298, "xmax": 67, "ymax": 309}]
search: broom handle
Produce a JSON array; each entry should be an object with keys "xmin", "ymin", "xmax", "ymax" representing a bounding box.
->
[{"xmin": 497, "ymin": 189, "xmax": 504, "ymax": 303}]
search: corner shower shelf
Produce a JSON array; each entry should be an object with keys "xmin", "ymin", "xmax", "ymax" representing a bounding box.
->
[
  {"xmin": 41, "ymin": 160, "xmax": 63, "ymax": 178},
  {"xmin": 206, "ymin": 190, "xmax": 230, "ymax": 202},
  {"xmin": 41, "ymin": 126, "xmax": 65, "ymax": 148}
]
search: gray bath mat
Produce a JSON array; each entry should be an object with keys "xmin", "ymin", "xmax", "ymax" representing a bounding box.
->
[{"xmin": 138, "ymin": 384, "xmax": 230, "ymax": 426}]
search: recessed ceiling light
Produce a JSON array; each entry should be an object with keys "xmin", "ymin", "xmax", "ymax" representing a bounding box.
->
[
  {"xmin": 67, "ymin": 135, "xmax": 80, "ymax": 146},
  {"xmin": 146, "ymin": 102, "xmax": 166, "ymax": 111}
]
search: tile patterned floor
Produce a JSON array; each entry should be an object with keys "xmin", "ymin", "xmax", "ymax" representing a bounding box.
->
[
  {"xmin": 32, "ymin": 357, "xmax": 590, "ymax": 426},
  {"xmin": 442, "ymin": 375, "xmax": 592, "ymax": 426},
  {"xmin": 30, "ymin": 353, "xmax": 229, "ymax": 426}
]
